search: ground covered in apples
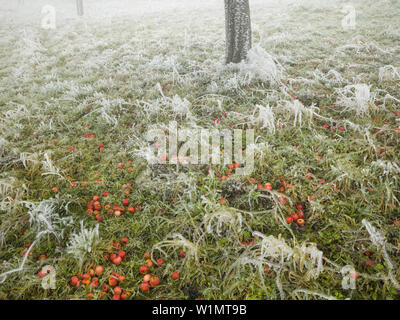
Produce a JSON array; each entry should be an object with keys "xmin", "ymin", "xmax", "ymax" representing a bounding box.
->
[{"xmin": 0, "ymin": 0, "xmax": 399, "ymax": 299}]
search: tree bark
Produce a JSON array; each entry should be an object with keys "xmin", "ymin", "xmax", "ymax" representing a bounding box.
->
[
  {"xmin": 224, "ymin": 0, "xmax": 252, "ymax": 64},
  {"xmin": 76, "ymin": 0, "xmax": 84, "ymax": 16}
]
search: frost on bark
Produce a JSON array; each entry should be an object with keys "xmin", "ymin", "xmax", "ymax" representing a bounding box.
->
[
  {"xmin": 76, "ymin": 0, "xmax": 84, "ymax": 16},
  {"xmin": 224, "ymin": 0, "xmax": 252, "ymax": 64}
]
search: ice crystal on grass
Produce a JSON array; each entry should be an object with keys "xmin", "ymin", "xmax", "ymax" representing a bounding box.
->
[
  {"xmin": 152, "ymin": 233, "xmax": 199, "ymax": 263},
  {"xmin": 0, "ymin": 137, "xmax": 7, "ymax": 154},
  {"xmin": 171, "ymin": 94, "xmax": 191, "ymax": 118},
  {"xmin": 371, "ymin": 160, "xmax": 400, "ymax": 178},
  {"xmin": 283, "ymin": 99, "xmax": 316, "ymax": 127},
  {"xmin": 91, "ymin": 97, "xmax": 126, "ymax": 127},
  {"xmin": 1, "ymin": 105, "xmax": 30, "ymax": 124},
  {"xmin": 224, "ymin": 73, "xmax": 242, "ymax": 91},
  {"xmin": 211, "ymin": 45, "xmax": 283, "ymax": 92},
  {"xmin": 239, "ymin": 45, "xmax": 283, "ymax": 85},
  {"xmin": 203, "ymin": 207, "xmax": 251, "ymax": 237},
  {"xmin": 136, "ymin": 86, "xmax": 193, "ymax": 121},
  {"xmin": 0, "ymin": 179, "xmax": 14, "ymax": 198},
  {"xmin": 18, "ymin": 152, "xmax": 40, "ymax": 170},
  {"xmin": 362, "ymin": 219, "xmax": 399, "ymax": 289},
  {"xmin": 0, "ymin": 176, "xmax": 23, "ymax": 215},
  {"xmin": 0, "ymin": 199, "xmax": 72, "ymax": 283},
  {"xmin": 25, "ymin": 199, "xmax": 72, "ymax": 241},
  {"xmin": 382, "ymin": 93, "xmax": 400, "ymax": 107},
  {"xmin": 378, "ymin": 65, "xmax": 400, "ymax": 82},
  {"xmin": 251, "ymin": 104, "xmax": 275, "ymax": 133},
  {"xmin": 41, "ymin": 152, "xmax": 63, "ymax": 178},
  {"xmin": 336, "ymin": 84, "xmax": 376, "ymax": 116},
  {"xmin": 362, "ymin": 219, "xmax": 386, "ymax": 250},
  {"xmin": 228, "ymin": 232, "xmax": 325, "ymax": 298},
  {"xmin": 148, "ymin": 55, "xmax": 181, "ymax": 72},
  {"xmin": 66, "ymin": 221, "xmax": 100, "ymax": 264},
  {"xmin": 136, "ymin": 98, "xmax": 163, "ymax": 120},
  {"xmin": 314, "ymin": 69, "xmax": 344, "ymax": 85}
]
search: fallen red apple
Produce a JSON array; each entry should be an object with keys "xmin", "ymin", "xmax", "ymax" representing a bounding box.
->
[
  {"xmin": 150, "ymin": 276, "xmax": 160, "ymax": 287},
  {"xmin": 82, "ymin": 273, "xmax": 91, "ymax": 281},
  {"xmin": 95, "ymin": 265, "xmax": 104, "ymax": 276},
  {"xmin": 146, "ymin": 259, "xmax": 154, "ymax": 268},
  {"xmin": 70, "ymin": 276, "xmax": 79, "ymax": 287},
  {"xmin": 264, "ymin": 183, "xmax": 272, "ymax": 190},
  {"xmin": 118, "ymin": 250, "xmax": 126, "ymax": 259},
  {"xmin": 139, "ymin": 265, "xmax": 148, "ymax": 275},
  {"xmin": 82, "ymin": 279, "xmax": 91, "ymax": 286},
  {"xmin": 156, "ymin": 258, "xmax": 164, "ymax": 266},
  {"xmin": 113, "ymin": 242, "xmax": 121, "ymax": 248},
  {"xmin": 297, "ymin": 219, "xmax": 305, "ymax": 226},
  {"xmin": 143, "ymin": 274, "xmax": 151, "ymax": 283},
  {"xmin": 112, "ymin": 256, "xmax": 122, "ymax": 265},
  {"xmin": 109, "ymin": 277, "xmax": 118, "ymax": 287},
  {"xmin": 114, "ymin": 286, "xmax": 122, "ymax": 295},
  {"xmin": 140, "ymin": 282, "xmax": 150, "ymax": 292}
]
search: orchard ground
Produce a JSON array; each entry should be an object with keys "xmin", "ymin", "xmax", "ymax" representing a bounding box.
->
[{"xmin": 0, "ymin": 0, "xmax": 400, "ymax": 300}]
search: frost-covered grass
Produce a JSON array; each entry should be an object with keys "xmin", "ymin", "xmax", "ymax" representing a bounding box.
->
[{"xmin": 0, "ymin": 0, "xmax": 400, "ymax": 300}]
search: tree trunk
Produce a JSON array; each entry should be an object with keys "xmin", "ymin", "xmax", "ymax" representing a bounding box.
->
[
  {"xmin": 76, "ymin": 0, "xmax": 84, "ymax": 16},
  {"xmin": 224, "ymin": 0, "xmax": 252, "ymax": 64}
]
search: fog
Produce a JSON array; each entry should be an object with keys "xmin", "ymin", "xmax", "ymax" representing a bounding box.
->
[{"xmin": 1, "ymin": 0, "xmax": 349, "ymax": 25}]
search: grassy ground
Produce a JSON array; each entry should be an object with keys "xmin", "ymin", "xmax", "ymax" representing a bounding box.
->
[{"xmin": 0, "ymin": 0, "xmax": 400, "ymax": 300}]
